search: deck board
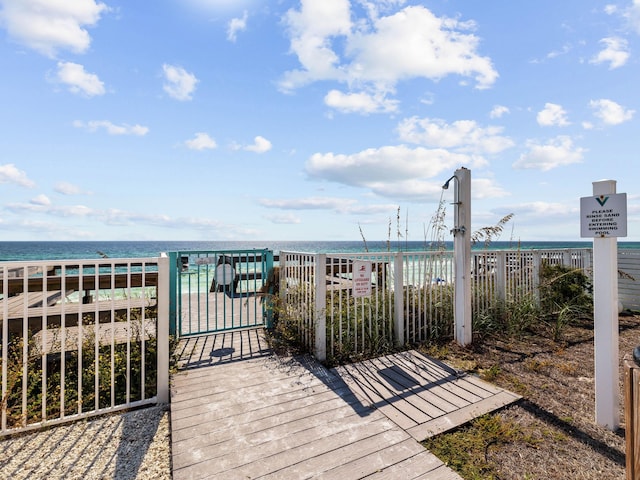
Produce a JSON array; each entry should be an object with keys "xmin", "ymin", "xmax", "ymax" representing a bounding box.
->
[
  {"xmin": 170, "ymin": 329, "xmax": 520, "ymax": 479},
  {"xmin": 333, "ymin": 349, "xmax": 521, "ymax": 440}
]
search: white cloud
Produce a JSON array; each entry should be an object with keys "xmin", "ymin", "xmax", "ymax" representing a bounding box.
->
[
  {"xmin": 397, "ymin": 117, "xmax": 514, "ymax": 154},
  {"xmin": 324, "ymin": 89, "xmax": 398, "ymax": 114},
  {"xmin": 30, "ymin": 194, "xmax": 51, "ymax": 206},
  {"xmin": 589, "ymin": 99, "xmax": 635, "ymax": 125},
  {"xmin": 0, "ymin": 163, "xmax": 35, "ymax": 188},
  {"xmin": 261, "ymin": 197, "xmax": 355, "ymax": 210},
  {"xmin": 305, "ymin": 144, "xmax": 486, "ymax": 200},
  {"xmin": 513, "ymin": 136, "xmax": 585, "ymax": 171},
  {"xmin": 185, "ymin": 132, "xmax": 217, "ymax": 150},
  {"xmin": 472, "ymin": 178, "xmax": 510, "ymax": 199},
  {"xmin": 55, "ymin": 61, "xmax": 105, "ymax": 97},
  {"xmin": 264, "ymin": 213, "xmax": 302, "ymax": 224},
  {"xmin": 227, "ymin": 11, "xmax": 248, "ymax": 42},
  {"xmin": 348, "ymin": 6, "xmax": 498, "ymax": 89},
  {"xmin": 536, "ymin": 103, "xmax": 570, "ymax": 127},
  {"xmin": 627, "ymin": 0, "xmax": 640, "ymax": 33},
  {"xmin": 55, "ymin": 182, "xmax": 90, "ymax": 195},
  {"xmin": 508, "ymin": 201, "xmax": 579, "ymax": 218},
  {"xmin": 280, "ymin": 0, "xmax": 351, "ymax": 91},
  {"xmin": 259, "ymin": 196, "xmax": 398, "ymax": 214},
  {"xmin": 546, "ymin": 43, "xmax": 572, "ymax": 59},
  {"xmin": 280, "ymin": 4, "xmax": 498, "ymax": 100},
  {"xmin": 184, "ymin": 0, "xmax": 255, "ymax": 13},
  {"xmin": 489, "ymin": 105, "xmax": 510, "ymax": 119},
  {"xmin": 6, "ymin": 201, "xmax": 92, "ymax": 218},
  {"xmin": 4, "ymin": 198, "xmax": 259, "ymax": 238},
  {"xmin": 73, "ymin": 120, "xmax": 149, "ymax": 136},
  {"xmin": 590, "ymin": 37, "xmax": 629, "ymax": 69},
  {"xmin": 244, "ymin": 136, "xmax": 272, "ymax": 153},
  {"xmin": 0, "ymin": 0, "xmax": 108, "ymax": 57},
  {"xmin": 162, "ymin": 64, "xmax": 198, "ymax": 101}
]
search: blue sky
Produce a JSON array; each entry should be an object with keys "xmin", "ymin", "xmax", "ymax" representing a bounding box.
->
[{"xmin": 1, "ymin": 0, "xmax": 639, "ymax": 242}]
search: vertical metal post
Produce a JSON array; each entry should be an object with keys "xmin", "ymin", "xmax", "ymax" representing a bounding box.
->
[
  {"xmin": 264, "ymin": 249, "xmax": 274, "ymax": 329},
  {"xmin": 315, "ymin": 254, "xmax": 327, "ymax": 362},
  {"xmin": 157, "ymin": 254, "xmax": 170, "ymax": 404},
  {"xmin": 168, "ymin": 251, "xmax": 178, "ymax": 337},
  {"xmin": 593, "ymin": 179, "xmax": 620, "ymax": 430},
  {"xmin": 454, "ymin": 167, "xmax": 472, "ymax": 346}
]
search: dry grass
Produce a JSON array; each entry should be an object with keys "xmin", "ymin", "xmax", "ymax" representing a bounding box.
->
[{"xmin": 422, "ymin": 313, "xmax": 640, "ymax": 479}]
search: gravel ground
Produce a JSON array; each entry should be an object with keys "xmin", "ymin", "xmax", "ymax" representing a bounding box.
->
[{"xmin": 0, "ymin": 405, "xmax": 171, "ymax": 480}]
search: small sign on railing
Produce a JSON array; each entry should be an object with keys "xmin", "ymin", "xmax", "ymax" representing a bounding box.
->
[{"xmin": 352, "ymin": 261, "xmax": 372, "ymax": 298}]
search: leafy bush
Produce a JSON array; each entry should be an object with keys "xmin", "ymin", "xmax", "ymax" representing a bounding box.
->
[
  {"xmin": 473, "ymin": 292, "xmax": 539, "ymax": 338},
  {"xmin": 538, "ymin": 263, "xmax": 593, "ymax": 341}
]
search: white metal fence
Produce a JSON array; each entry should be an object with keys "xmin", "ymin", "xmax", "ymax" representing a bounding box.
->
[
  {"xmin": 280, "ymin": 249, "xmax": 593, "ymax": 363},
  {"xmin": 619, "ymin": 250, "xmax": 640, "ymax": 310},
  {"xmin": 4, "ymin": 246, "xmax": 627, "ymax": 434},
  {"xmin": 1, "ymin": 257, "xmax": 169, "ymax": 436}
]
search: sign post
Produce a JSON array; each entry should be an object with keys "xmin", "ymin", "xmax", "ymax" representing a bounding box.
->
[{"xmin": 580, "ymin": 180, "xmax": 627, "ymax": 430}]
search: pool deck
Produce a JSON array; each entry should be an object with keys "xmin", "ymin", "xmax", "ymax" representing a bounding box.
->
[{"xmin": 170, "ymin": 328, "xmax": 520, "ymax": 480}]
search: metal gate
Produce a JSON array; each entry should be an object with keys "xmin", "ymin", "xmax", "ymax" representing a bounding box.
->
[{"xmin": 168, "ymin": 249, "xmax": 274, "ymax": 337}]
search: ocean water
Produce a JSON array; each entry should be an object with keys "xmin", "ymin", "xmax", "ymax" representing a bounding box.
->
[{"xmin": 1, "ymin": 240, "xmax": 639, "ymax": 262}]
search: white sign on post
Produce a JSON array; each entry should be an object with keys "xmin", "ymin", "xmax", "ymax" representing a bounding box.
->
[
  {"xmin": 352, "ymin": 261, "xmax": 372, "ymax": 298},
  {"xmin": 580, "ymin": 193, "xmax": 627, "ymax": 238}
]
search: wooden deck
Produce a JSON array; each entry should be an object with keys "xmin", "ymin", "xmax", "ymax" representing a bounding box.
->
[
  {"xmin": 333, "ymin": 350, "xmax": 521, "ymax": 440},
  {"xmin": 170, "ymin": 329, "xmax": 521, "ymax": 479}
]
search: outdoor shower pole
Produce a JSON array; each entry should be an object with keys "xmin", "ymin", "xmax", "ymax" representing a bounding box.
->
[{"xmin": 453, "ymin": 167, "xmax": 472, "ymax": 346}]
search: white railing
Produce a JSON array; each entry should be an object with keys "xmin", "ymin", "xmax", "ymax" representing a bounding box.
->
[
  {"xmin": 280, "ymin": 249, "xmax": 592, "ymax": 363},
  {"xmin": 280, "ymin": 250, "xmax": 456, "ymax": 362},
  {"xmin": 1, "ymin": 257, "xmax": 169, "ymax": 436},
  {"xmin": 619, "ymin": 250, "xmax": 640, "ymax": 310}
]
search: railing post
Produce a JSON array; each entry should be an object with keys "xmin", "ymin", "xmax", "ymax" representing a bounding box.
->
[
  {"xmin": 314, "ymin": 254, "xmax": 327, "ymax": 362},
  {"xmin": 624, "ymin": 355, "xmax": 640, "ymax": 479},
  {"xmin": 156, "ymin": 254, "xmax": 170, "ymax": 404},
  {"xmin": 168, "ymin": 251, "xmax": 178, "ymax": 337},
  {"xmin": 393, "ymin": 253, "xmax": 404, "ymax": 347},
  {"xmin": 264, "ymin": 249, "xmax": 275, "ymax": 329},
  {"xmin": 495, "ymin": 252, "xmax": 506, "ymax": 302},
  {"xmin": 532, "ymin": 251, "xmax": 541, "ymax": 305}
]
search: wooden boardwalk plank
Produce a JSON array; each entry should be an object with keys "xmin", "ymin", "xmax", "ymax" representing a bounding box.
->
[
  {"xmin": 334, "ymin": 361, "xmax": 437, "ymax": 429},
  {"xmin": 314, "ymin": 438, "xmax": 429, "ymax": 479},
  {"xmin": 362, "ymin": 355, "xmax": 463, "ymax": 415},
  {"xmin": 252, "ymin": 423, "xmax": 409, "ymax": 479},
  {"xmin": 363, "ymin": 451, "xmax": 455, "ymax": 480},
  {"xmin": 332, "ymin": 349, "xmax": 521, "ymax": 441},
  {"xmin": 170, "ymin": 330, "xmax": 462, "ymax": 480},
  {"xmin": 407, "ymin": 390, "xmax": 522, "ymax": 440},
  {"xmin": 170, "ymin": 330, "xmax": 522, "ymax": 480}
]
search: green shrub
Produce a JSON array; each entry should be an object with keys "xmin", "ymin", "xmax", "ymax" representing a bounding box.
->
[{"xmin": 538, "ymin": 263, "xmax": 592, "ymax": 341}]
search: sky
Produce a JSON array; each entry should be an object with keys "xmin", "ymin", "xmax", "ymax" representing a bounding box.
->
[{"xmin": 1, "ymin": 0, "xmax": 639, "ymax": 243}]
